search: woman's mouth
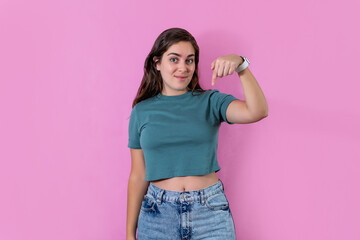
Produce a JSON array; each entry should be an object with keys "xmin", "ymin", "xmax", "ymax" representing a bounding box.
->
[{"xmin": 175, "ymin": 76, "xmax": 187, "ymax": 81}]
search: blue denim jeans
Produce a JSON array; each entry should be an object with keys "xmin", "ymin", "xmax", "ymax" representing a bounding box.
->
[{"xmin": 137, "ymin": 179, "xmax": 236, "ymax": 240}]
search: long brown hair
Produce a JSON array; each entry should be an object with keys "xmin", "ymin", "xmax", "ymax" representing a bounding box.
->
[{"xmin": 131, "ymin": 27, "xmax": 208, "ymax": 108}]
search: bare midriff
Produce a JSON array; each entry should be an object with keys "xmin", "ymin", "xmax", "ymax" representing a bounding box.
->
[{"xmin": 150, "ymin": 172, "xmax": 219, "ymax": 191}]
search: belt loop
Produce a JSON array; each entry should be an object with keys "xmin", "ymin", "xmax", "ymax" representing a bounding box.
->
[
  {"xmin": 156, "ymin": 189, "xmax": 164, "ymax": 204},
  {"xmin": 219, "ymin": 178, "xmax": 225, "ymax": 192},
  {"xmin": 200, "ymin": 189, "xmax": 205, "ymax": 205}
]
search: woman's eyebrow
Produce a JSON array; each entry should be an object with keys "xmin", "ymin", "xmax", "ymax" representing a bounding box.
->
[{"xmin": 167, "ymin": 53, "xmax": 195, "ymax": 57}]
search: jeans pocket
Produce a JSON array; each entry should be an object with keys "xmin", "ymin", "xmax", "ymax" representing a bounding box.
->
[
  {"xmin": 140, "ymin": 194, "xmax": 156, "ymax": 212},
  {"xmin": 205, "ymin": 190, "xmax": 230, "ymax": 211}
]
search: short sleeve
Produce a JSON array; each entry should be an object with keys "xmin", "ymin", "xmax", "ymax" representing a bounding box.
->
[
  {"xmin": 209, "ymin": 89, "xmax": 239, "ymax": 124},
  {"xmin": 128, "ymin": 105, "xmax": 142, "ymax": 149}
]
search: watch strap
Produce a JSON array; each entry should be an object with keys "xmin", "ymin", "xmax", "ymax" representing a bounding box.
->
[{"xmin": 235, "ymin": 56, "xmax": 250, "ymax": 73}]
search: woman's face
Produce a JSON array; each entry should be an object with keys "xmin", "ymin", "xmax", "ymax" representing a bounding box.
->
[{"xmin": 155, "ymin": 41, "xmax": 196, "ymax": 95}]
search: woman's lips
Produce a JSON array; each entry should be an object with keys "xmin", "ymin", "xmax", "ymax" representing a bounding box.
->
[{"xmin": 175, "ymin": 76, "xmax": 187, "ymax": 81}]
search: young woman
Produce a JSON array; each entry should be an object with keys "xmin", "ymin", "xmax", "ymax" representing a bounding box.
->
[{"xmin": 127, "ymin": 27, "xmax": 268, "ymax": 240}]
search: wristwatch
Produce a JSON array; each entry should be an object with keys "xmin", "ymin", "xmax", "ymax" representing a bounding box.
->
[{"xmin": 235, "ymin": 56, "xmax": 250, "ymax": 73}]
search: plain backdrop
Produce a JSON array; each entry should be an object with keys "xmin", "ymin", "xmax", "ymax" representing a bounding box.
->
[{"xmin": 0, "ymin": 0, "xmax": 359, "ymax": 239}]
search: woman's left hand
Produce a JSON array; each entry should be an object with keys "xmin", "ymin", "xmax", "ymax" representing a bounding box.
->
[{"xmin": 211, "ymin": 54, "xmax": 244, "ymax": 86}]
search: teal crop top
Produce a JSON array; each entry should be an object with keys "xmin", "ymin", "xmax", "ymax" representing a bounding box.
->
[{"xmin": 128, "ymin": 89, "xmax": 239, "ymax": 181}]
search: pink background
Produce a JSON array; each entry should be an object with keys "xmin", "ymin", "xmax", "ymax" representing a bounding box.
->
[{"xmin": 1, "ymin": 0, "xmax": 359, "ymax": 239}]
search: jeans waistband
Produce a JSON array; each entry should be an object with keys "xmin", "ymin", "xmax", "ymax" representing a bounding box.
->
[{"xmin": 146, "ymin": 178, "xmax": 225, "ymax": 205}]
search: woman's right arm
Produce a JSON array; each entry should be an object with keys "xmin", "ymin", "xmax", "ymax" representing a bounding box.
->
[{"xmin": 126, "ymin": 148, "xmax": 149, "ymax": 240}]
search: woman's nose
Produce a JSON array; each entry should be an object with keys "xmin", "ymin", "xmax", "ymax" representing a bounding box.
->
[{"xmin": 178, "ymin": 61, "xmax": 188, "ymax": 72}]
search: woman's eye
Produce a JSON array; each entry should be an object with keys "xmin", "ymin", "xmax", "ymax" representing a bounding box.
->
[
  {"xmin": 187, "ymin": 59, "xmax": 194, "ymax": 64},
  {"xmin": 170, "ymin": 58, "xmax": 177, "ymax": 62}
]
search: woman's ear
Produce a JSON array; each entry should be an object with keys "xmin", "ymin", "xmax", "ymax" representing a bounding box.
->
[{"xmin": 153, "ymin": 56, "xmax": 160, "ymax": 71}]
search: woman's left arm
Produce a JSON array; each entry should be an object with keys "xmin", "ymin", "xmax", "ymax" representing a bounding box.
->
[{"xmin": 211, "ymin": 54, "xmax": 268, "ymax": 124}]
